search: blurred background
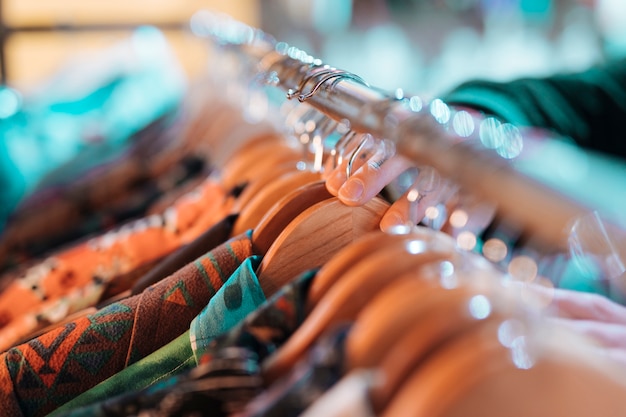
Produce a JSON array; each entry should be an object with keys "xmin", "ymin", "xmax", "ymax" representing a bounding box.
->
[
  {"xmin": 2, "ymin": 0, "xmax": 626, "ymax": 207},
  {"xmin": 261, "ymin": 0, "xmax": 625, "ymax": 96},
  {"xmin": 3, "ymin": 0, "xmax": 626, "ymax": 93},
  {"xmin": 2, "ymin": 0, "xmax": 625, "ymax": 224}
]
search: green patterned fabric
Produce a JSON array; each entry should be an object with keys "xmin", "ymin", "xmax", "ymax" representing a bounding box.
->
[
  {"xmin": 49, "ymin": 255, "xmax": 266, "ymax": 417},
  {"xmin": 51, "ymin": 269, "xmax": 317, "ymax": 417},
  {"xmin": 0, "ymin": 232, "xmax": 253, "ymax": 417}
]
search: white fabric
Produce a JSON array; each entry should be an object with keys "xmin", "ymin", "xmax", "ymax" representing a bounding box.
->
[{"xmin": 299, "ymin": 370, "xmax": 378, "ymax": 417}]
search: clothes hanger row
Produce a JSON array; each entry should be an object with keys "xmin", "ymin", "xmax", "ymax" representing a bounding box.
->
[
  {"xmin": 218, "ymin": 118, "xmax": 388, "ymax": 296},
  {"xmin": 4, "ymin": 97, "xmax": 385, "ymax": 348},
  {"xmin": 237, "ymin": 223, "xmax": 626, "ymax": 417},
  {"xmin": 196, "ymin": 86, "xmax": 626, "ymax": 411},
  {"xmin": 217, "ymin": 105, "xmax": 392, "ymax": 296},
  {"xmin": 108, "ymin": 28, "xmax": 626, "ymax": 415},
  {"xmin": 122, "ymin": 101, "xmax": 392, "ymax": 299},
  {"xmin": 7, "ymin": 44, "xmax": 625, "ymax": 416},
  {"xmin": 117, "ymin": 93, "xmax": 504, "ymax": 311}
]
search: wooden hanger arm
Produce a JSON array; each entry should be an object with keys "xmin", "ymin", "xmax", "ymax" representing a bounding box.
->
[
  {"xmin": 230, "ymin": 157, "xmax": 306, "ymax": 213},
  {"xmin": 261, "ymin": 236, "xmax": 452, "ymax": 383},
  {"xmin": 367, "ymin": 284, "xmax": 493, "ymax": 412},
  {"xmin": 346, "ymin": 277, "xmax": 454, "ymax": 371},
  {"xmin": 251, "ymin": 181, "xmax": 332, "ymax": 255},
  {"xmin": 381, "ymin": 320, "xmax": 503, "ymax": 417},
  {"xmin": 306, "ymin": 226, "xmax": 453, "ymax": 310},
  {"xmin": 218, "ymin": 133, "xmax": 294, "ymax": 190},
  {"xmin": 233, "ymin": 170, "xmax": 322, "ymax": 235},
  {"xmin": 256, "ymin": 197, "xmax": 389, "ymax": 297}
]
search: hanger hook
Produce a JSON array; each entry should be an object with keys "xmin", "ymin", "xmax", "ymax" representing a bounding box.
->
[
  {"xmin": 287, "ymin": 65, "xmax": 333, "ymax": 100},
  {"xmin": 298, "ymin": 70, "xmax": 369, "ymax": 102},
  {"xmin": 339, "ymin": 92, "xmax": 404, "ymax": 178},
  {"xmin": 346, "ymin": 135, "xmax": 371, "ymax": 178}
]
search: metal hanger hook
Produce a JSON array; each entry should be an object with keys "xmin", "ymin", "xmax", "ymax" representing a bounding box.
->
[
  {"xmin": 286, "ymin": 65, "xmax": 334, "ymax": 100},
  {"xmin": 298, "ymin": 70, "xmax": 369, "ymax": 102},
  {"xmin": 346, "ymin": 135, "xmax": 371, "ymax": 178}
]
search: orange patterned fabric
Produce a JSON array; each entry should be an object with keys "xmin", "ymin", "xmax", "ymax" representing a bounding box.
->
[
  {"xmin": 0, "ymin": 175, "xmax": 235, "ymax": 352},
  {"xmin": 0, "ymin": 232, "xmax": 253, "ymax": 417}
]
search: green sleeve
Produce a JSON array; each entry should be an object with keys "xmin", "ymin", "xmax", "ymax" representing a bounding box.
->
[{"xmin": 443, "ymin": 59, "xmax": 626, "ymax": 159}]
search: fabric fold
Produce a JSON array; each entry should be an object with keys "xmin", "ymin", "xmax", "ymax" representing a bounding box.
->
[
  {"xmin": 0, "ymin": 177, "xmax": 233, "ymax": 353},
  {"xmin": 0, "ymin": 232, "xmax": 253, "ymax": 417},
  {"xmin": 50, "ymin": 269, "xmax": 317, "ymax": 417}
]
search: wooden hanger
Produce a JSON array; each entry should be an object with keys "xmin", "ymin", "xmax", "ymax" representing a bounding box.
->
[
  {"xmin": 256, "ymin": 196, "xmax": 390, "ymax": 297},
  {"xmin": 232, "ymin": 169, "xmax": 322, "ymax": 235},
  {"xmin": 218, "ymin": 133, "xmax": 297, "ymax": 190},
  {"xmin": 381, "ymin": 318, "xmax": 501, "ymax": 417},
  {"xmin": 261, "ymin": 228, "xmax": 456, "ymax": 383},
  {"xmin": 345, "ymin": 250, "xmax": 502, "ymax": 368},
  {"xmin": 305, "ymin": 230, "xmax": 407, "ymax": 309},
  {"xmin": 306, "ymin": 226, "xmax": 458, "ymax": 309},
  {"xmin": 192, "ymin": 98, "xmax": 275, "ymax": 166},
  {"xmin": 349, "ymin": 276, "xmax": 497, "ymax": 412},
  {"xmin": 344, "ymin": 248, "xmax": 515, "ymax": 412},
  {"xmin": 249, "ymin": 180, "xmax": 332, "ymax": 255},
  {"xmin": 230, "ymin": 158, "xmax": 313, "ymax": 214},
  {"xmin": 381, "ymin": 318, "xmax": 626, "ymax": 417},
  {"xmin": 346, "ymin": 275, "xmax": 468, "ymax": 368}
]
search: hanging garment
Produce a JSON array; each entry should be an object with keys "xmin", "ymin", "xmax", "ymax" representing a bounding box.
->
[
  {"xmin": 51, "ymin": 255, "xmax": 266, "ymax": 415},
  {"xmin": 130, "ymin": 213, "xmax": 239, "ymax": 296},
  {"xmin": 0, "ymin": 176, "xmax": 235, "ymax": 352},
  {"xmin": 50, "ymin": 269, "xmax": 316, "ymax": 417},
  {"xmin": 0, "ymin": 88, "xmax": 230, "ymax": 276},
  {"xmin": 443, "ymin": 58, "xmax": 626, "ymax": 160},
  {"xmin": 0, "ymin": 34, "xmax": 185, "ymax": 239},
  {"xmin": 0, "ymin": 232, "xmax": 252, "ymax": 417},
  {"xmin": 0, "ymin": 154, "xmax": 206, "ymax": 276},
  {"xmin": 6, "ymin": 213, "xmax": 238, "ymax": 347},
  {"xmin": 62, "ymin": 348, "xmax": 262, "ymax": 417},
  {"xmin": 236, "ymin": 324, "xmax": 350, "ymax": 417}
]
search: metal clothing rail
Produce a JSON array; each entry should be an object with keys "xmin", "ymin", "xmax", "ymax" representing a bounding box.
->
[{"xmin": 201, "ymin": 13, "xmax": 600, "ymax": 255}]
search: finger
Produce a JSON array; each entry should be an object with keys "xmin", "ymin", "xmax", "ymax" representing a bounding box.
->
[
  {"xmin": 324, "ymin": 134, "xmax": 380, "ymax": 195},
  {"xmin": 549, "ymin": 317, "xmax": 626, "ymax": 349},
  {"xmin": 337, "ymin": 155, "xmax": 414, "ymax": 206},
  {"xmin": 549, "ymin": 316, "xmax": 626, "ymax": 368},
  {"xmin": 600, "ymin": 347, "xmax": 626, "ymax": 369},
  {"xmin": 380, "ymin": 174, "xmax": 447, "ymax": 232},
  {"xmin": 540, "ymin": 287, "xmax": 626, "ymax": 325},
  {"xmin": 324, "ymin": 165, "xmax": 348, "ymax": 196}
]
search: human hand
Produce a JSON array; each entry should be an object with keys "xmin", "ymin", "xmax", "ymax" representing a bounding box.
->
[
  {"xmin": 524, "ymin": 283, "xmax": 626, "ymax": 367},
  {"xmin": 323, "ymin": 133, "xmax": 453, "ymax": 231}
]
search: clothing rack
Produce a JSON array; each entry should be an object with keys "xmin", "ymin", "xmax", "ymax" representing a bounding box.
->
[
  {"xmin": 3, "ymin": 16, "xmax": 626, "ymax": 417},
  {"xmin": 200, "ymin": 16, "xmax": 592, "ymax": 253},
  {"xmin": 200, "ymin": 14, "xmax": 608, "ymax": 256}
]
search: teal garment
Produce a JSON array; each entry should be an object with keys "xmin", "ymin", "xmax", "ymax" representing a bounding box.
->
[
  {"xmin": 190, "ymin": 255, "xmax": 267, "ymax": 363},
  {"xmin": 0, "ymin": 26, "xmax": 185, "ymax": 232},
  {"xmin": 49, "ymin": 256, "xmax": 266, "ymax": 417},
  {"xmin": 443, "ymin": 58, "xmax": 626, "ymax": 160},
  {"xmin": 444, "ymin": 59, "xmax": 626, "ymax": 298}
]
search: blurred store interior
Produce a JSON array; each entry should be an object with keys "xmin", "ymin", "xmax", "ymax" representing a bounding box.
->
[
  {"xmin": 0, "ymin": 0, "xmax": 625, "ymax": 266},
  {"xmin": 3, "ymin": 0, "xmax": 626, "ymax": 93}
]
